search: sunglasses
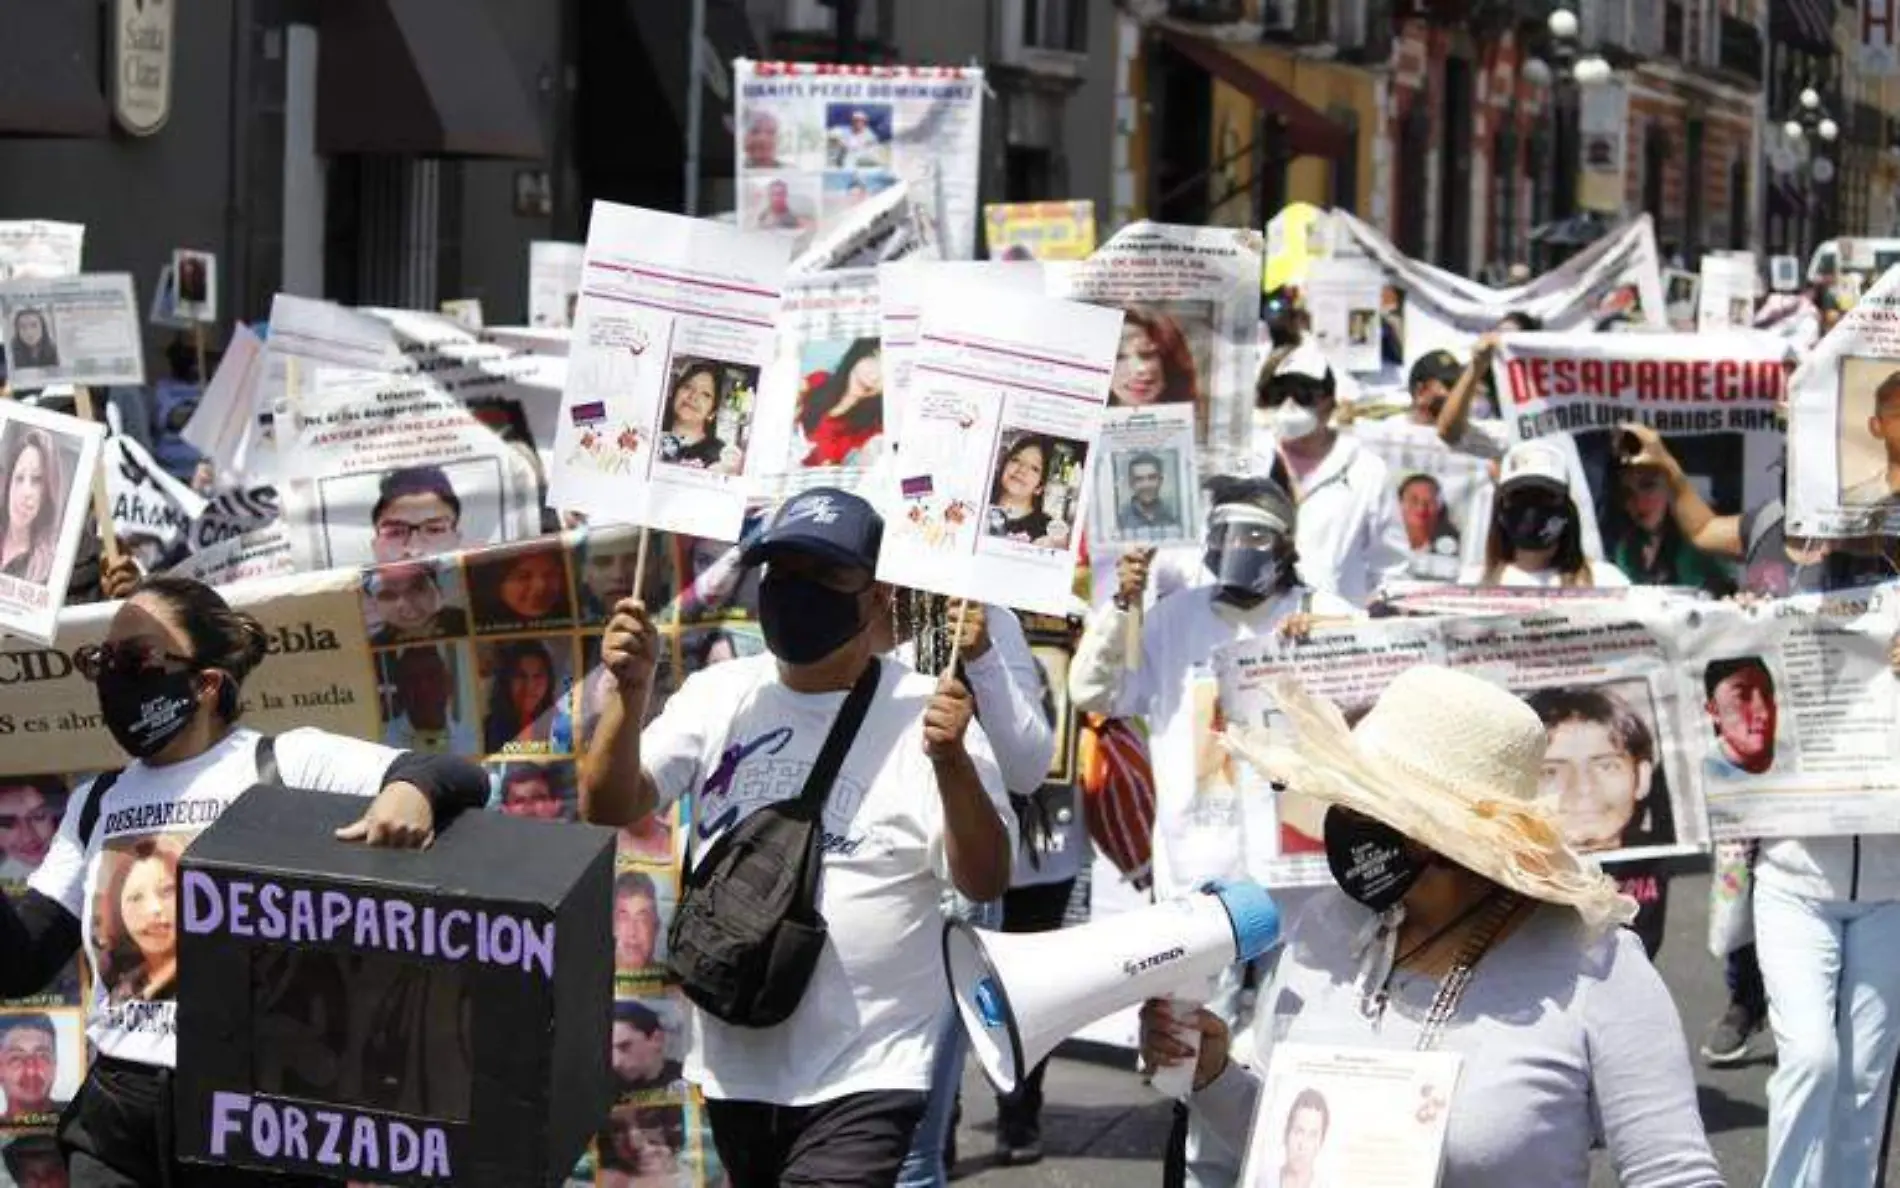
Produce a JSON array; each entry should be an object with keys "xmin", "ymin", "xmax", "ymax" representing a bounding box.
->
[
  {"xmin": 1261, "ymin": 379, "xmax": 1330, "ymax": 409},
  {"xmin": 74, "ymin": 641, "xmax": 200, "ymax": 683}
]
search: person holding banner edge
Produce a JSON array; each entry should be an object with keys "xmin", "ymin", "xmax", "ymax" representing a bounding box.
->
[{"xmin": 0, "ymin": 575, "xmax": 488, "ymax": 1186}]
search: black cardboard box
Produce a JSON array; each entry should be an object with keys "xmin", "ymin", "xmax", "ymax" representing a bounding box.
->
[{"xmin": 175, "ymin": 785, "xmax": 614, "ymax": 1187}]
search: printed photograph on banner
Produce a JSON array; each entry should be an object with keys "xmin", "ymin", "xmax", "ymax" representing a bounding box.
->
[
  {"xmin": 92, "ymin": 833, "xmax": 190, "ymax": 1005},
  {"xmin": 747, "ymin": 177, "xmax": 818, "ymax": 234},
  {"xmin": 1695, "ymin": 654, "xmax": 1784, "ymax": 785},
  {"xmin": 680, "ymin": 623, "xmax": 764, "ymax": 678},
  {"xmin": 609, "ymin": 993, "xmax": 687, "ymax": 1103},
  {"xmin": 0, "ymin": 1131, "xmax": 68, "ymax": 1186},
  {"xmin": 320, "ymin": 457, "xmax": 505, "ymax": 569},
  {"xmin": 491, "ymin": 759, "xmax": 579, "ymax": 823},
  {"xmin": 377, "ymin": 642, "xmax": 480, "ymax": 757},
  {"xmin": 613, "ymin": 867, "xmax": 677, "ymax": 988},
  {"xmin": 981, "ymin": 430, "xmax": 1087, "ymax": 554},
  {"xmin": 825, "ymin": 103, "xmax": 894, "ymax": 170},
  {"xmin": 789, "ymin": 336, "xmax": 886, "ymax": 473},
  {"xmin": 1524, "ymin": 678, "xmax": 1679, "ymax": 855},
  {"xmin": 169, "ymin": 250, "xmax": 216, "ymax": 324},
  {"xmin": 1591, "ymin": 281, "xmax": 1646, "ymax": 331},
  {"xmin": 0, "ymin": 404, "xmax": 105, "ymax": 645},
  {"xmin": 476, "ymin": 636, "xmax": 577, "ymax": 757},
  {"xmin": 0, "ymin": 775, "xmax": 66, "ymax": 887},
  {"xmin": 0, "ymin": 274, "xmax": 146, "ymax": 391},
  {"xmin": 0, "ymin": 1008, "xmax": 82, "ymax": 1127},
  {"xmin": 821, "ymin": 170, "xmax": 899, "ymax": 223},
  {"xmin": 677, "ymin": 529, "xmax": 761, "ymax": 623},
  {"xmin": 616, "ymin": 798, "xmax": 678, "ymax": 870},
  {"xmin": 1238, "ymin": 1044, "xmax": 1463, "ymax": 1188},
  {"xmin": 658, "ymin": 356, "xmax": 755, "ymax": 477},
  {"xmin": 467, "ymin": 539, "xmax": 577, "ymax": 635},
  {"xmin": 1110, "ymin": 303, "xmax": 1211, "ymax": 410},
  {"xmin": 741, "ymin": 106, "xmax": 805, "ymax": 171},
  {"xmin": 596, "ymin": 1099, "xmax": 689, "ymax": 1188},
  {"xmin": 574, "ymin": 529, "xmax": 676, "ymax": 626},
  {"xmin": 1836, "ymin": 356, "xmax": 1900, "ymax": 507},
  {"xmin": 362, "ymin": 558, "xmax": 469, "ymax": 646},
  {"xmin": 1090, "ymin": 405, "xmax": 1202, "ymax": 551}
]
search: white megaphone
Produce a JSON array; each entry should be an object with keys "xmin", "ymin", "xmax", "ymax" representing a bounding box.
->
[{"xmin": 943, "ymin": 880, "xmax": 1282, "ymax": 1095}]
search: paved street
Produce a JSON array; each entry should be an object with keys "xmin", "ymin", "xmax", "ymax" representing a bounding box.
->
[{"xmin": 944, "ymin": 875, "xmax": 1889, "ymax": 1187}]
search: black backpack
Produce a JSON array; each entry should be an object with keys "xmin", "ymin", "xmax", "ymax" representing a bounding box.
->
[
  {"xmin": 75, "ymin": 735, "xmax": 279, "ymax": 849},
  {"xmin": 667, "ymin": 661, "xmax": 879, "ymax": 1028}
]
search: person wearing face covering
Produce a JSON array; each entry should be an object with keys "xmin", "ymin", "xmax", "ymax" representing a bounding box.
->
[
  {"xmin": 578, "ymin": 487, "xmax": 1013, "ymax": 1188},
  {"xmin": 1252, "ymin": 340, "xmax": 1407, "ymax": 606},
  {"xmin": 1459, "ymin": 441, "xmax": 1630, "ymax": 588},
  {"xmin": 1139, "ymin": 667, "xmax": 1721, "ymax": 1188},
  {"xmin": 1070, "ymin": 476, "xmax": 1357, "ymax": 1188},
  {"xmin": 0, "ymin": 576, "xmax": 488, "ymax": 1187}
]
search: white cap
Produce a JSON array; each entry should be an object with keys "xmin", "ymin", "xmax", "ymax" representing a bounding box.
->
[
  {"xmin": 1498, "ymin": 441, "xmax": 1569, "ymax": 495},
  {"xmin": 1273, "ymin": 338, "xmax": 1332, "ymax": 383}
]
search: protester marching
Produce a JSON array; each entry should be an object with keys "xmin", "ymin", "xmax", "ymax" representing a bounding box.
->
[{"xmin": 9, "ymin": 22, "xmax": 1900, "ymax": 1188}]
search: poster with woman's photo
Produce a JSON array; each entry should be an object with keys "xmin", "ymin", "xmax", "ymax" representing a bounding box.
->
[
  {"xmin": 880, "ymin": 280, "xmax": 1121, "ymax": 616},
  {"xmin": 0, "ymin": 273, "xmax": 143, "ymax": 390},
  {"xmin": 1049, "ymin": 222, "xmax": 1262, "ymax": 470},
  {"xmin": 595, "ymin": 1099, "xmax": 694, "ymax": 1188},
  {"xmin": 1239, "ymin": 1044, "xmax": 1463, "ymax": 1188},
  {"xmin": 0, "ymin": 403, "xmax": 103, "ymax": 645},
  {"xmin": 169, "ymin": 249, "xmax": 216, "ymax": 324},
  {"xmin": 1089, "ymin": 405, "xmax": 1201, "ymax": 551},
  {"xmin": 1348, "ymin": 420, "xmax": 1490, "ymax": 583},
  {"xmin": 475, "ymin": 635, "xmax": 576, "ymax": 758},
  {"xmin": 750, "ymin": 268, "xmax": 883, "ymax": 499}
]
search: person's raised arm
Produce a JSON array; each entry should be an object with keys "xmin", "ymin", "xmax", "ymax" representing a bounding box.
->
[
  {"xmin": 1619, "ymin": 423, "xmax": 1744, "ymax": 559},
  {"xmin": 578, "ymin": 598, "xmax": 663, "ymax": 828},
  {"xmin": 924, "ymin": 675, "xmax": 1012, "ymax": 901},
  {"xmin": 951, "ymin": 603, "xmax": 1056, "ymax": 795},
  {"xmin": 1071, "ymin": 549, "xmax": 1156, "ymax": 717},
  {"xmin": 1435, "ymin": 333, "xmax": 1497, "ymax": 447}
]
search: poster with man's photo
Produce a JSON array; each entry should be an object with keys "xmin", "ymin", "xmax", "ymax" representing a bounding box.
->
[
  {"xmin": 1787, "ymin": 266, "xmax": 1900, "ymax": 535},
  {"xmin": 1238, "ymin": 1044, "xmax": 1463, "ymax": 1188},
  {"xmin": 879, "ymin": 281, "xmax": 1121, "ymax": 616},
  {"xmin": 1670, "ymin": 589, "xmax": 1900, "ymax": 840},
  {"xmin": 735, "ymin": 60, "xmax": 984, "ymax": 259},
  {"xmin": 0, "ymin": 273, "xmax": 144, "ymax": 391},
  {"xmin": 750, "ymin": 268, "xmax": 884, "ymax": 499},
  {"xmin": 0, "ymin": 403, "xmax": 105, "ymax": 644},
  {"xmin": 1492, "ymin": 329, "xmax": 1786, "ymax": 591},
  {"xmin": 0, "ymin": 1008, "xmax": 84, "ymax": 1128},
  {"xmin": 1348, "ymin": 420, "xmax": 1490, "ymax": 582},
  {"xmin": 1089, "ymin": 405, "xmax": 1202, "ymax": 551},
  {"xmin": 1048, "ymin": 221, "xmax": 1263, "ymax": 472}
]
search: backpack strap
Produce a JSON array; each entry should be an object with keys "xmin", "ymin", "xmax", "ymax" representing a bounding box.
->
[
  {"xmin": 794, "ymin": 659, "xmax": 881, "ymax": 816},
  {"xmin": 76, "ymin": 770, "xmax": 122, "ymax": 852},
  {"xmin": 255, "ymin": 734, "xmax": 279, "ymax": 785}
]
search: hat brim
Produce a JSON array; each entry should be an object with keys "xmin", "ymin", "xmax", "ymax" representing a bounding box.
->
[
  {"xmin": 739, "ymin": 536, "xmax": 874, "ymax": 574},
  {"xmin": 1497, "ymin": 471, "xmax": 1569, "ymax": 497},
  {"xmin": 1223, "ymin": 680, "xmax": 1636, "ymax": 930}
]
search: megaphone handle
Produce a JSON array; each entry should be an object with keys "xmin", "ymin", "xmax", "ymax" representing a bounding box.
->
[{"xmin": 1145, "ymin": 996, "xmax": 1203, "ymax": 1100}]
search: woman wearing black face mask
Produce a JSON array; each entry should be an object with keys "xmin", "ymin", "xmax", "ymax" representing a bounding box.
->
[
  {"xmin": 1139, "ymin": 667, "xmax": 1720, "ymax": 1188},
  {"xmin": 1460, "ymin": 441, "xmax": 1630, "ymax": 588},
  {"xmin": 0, "ymin": 576, "xmax": 487, "ymax": 1187}
]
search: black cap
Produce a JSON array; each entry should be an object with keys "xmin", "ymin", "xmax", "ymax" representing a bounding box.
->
[
  {"xmin": 740, "ymin": 487, "xmax": 883, "ymax": 572},
  {"xmin": 1408, "ymin": 350, "xmax": 1463, "ymax": 390}
]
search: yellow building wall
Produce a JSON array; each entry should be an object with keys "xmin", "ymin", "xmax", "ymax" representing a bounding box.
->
[{"xmin": 1206, "ymin": 45, "xmax": 1382, "ymax": 225}]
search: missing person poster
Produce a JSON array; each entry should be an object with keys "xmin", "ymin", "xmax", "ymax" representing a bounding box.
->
[
  {"xmin": 878, "ymin": 282, "xmax": 1121, "ymax": 616},
  {"xmin": 545, "ymin": 201, "xmax": 792, "ymax": 542},
  {"xmin": 1048, "ymin": 222, "xmax": 1264, "ymax": 472},
  {"xmin": 1492, "ymin": 330, "xmax": 1786, "ymax": 583},
  {"xmin": 0, "ymin": 222, "xmax": 83, "ymax": 283},
  {"xmin": 1238, "ymin": 1044, "xmax": 1463, "ymax": 1188},
  {"xmin": 529, "ymin": 240, "xmax": 584, "ymax": 330},
  {"xmin": 750, "ymin": 268, "xmax": 885, "ymax": 499},
  {"xmin": 1216, "ymin": 604, "xmax": 1705, "ymax": 888},
  {"xmin": 1088, "ymin": 405, "xmax": 1201, "ymax": 552},
  {"xmin": 735, "ymin": 60, "xmax": 985, "ymax": 260},
  {"xmin": 0, "ymin": 403, "xmax": 105, "ymax": 645},
  {"xmin": 983, "ymin": 200, "xmax": 1097, "ymax": 261},
  {"xmin": 170, "ymin": 249, "xmax": 217, "ymax": 324},
  {"xmin": 0, "ymin": 274, "xmax": 144, "ymax": 391},
  {"xmin": 1697, "ymin": 253, "xmax": 1758, "ymax": 333},
  {"xmin": 1348, "ymin": 420, "xmax": 1490, "ymax": 582},
  {"xmin": 879, "ymin": 259, "xmax": 1042, "ymax": 423},
  {"xmin": 1787, "ymin": 263, "xmax": 1900, "ymax": 536},
  {"xmin": 1304, "ymin": 257, "xmax": 1386, "ymax": 375},
  {"xmin": 1663, "ymin": 268, "xmax": 1699, "ymax": 331},
  {"xmin": 1671, "ymin": 588, "xmax": 1900, "ymax": 840},
  {"xmin": 106, "ymin": 433, "xmax": 207, "ymax": 567}
]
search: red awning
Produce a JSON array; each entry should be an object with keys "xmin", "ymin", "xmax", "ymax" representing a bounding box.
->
[{"xmin": 1152, "ymin": 25, "xmax": 1352, "ymax": 162}]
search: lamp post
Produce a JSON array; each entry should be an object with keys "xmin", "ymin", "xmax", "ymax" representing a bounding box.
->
[
  {"xmin": 1781, "ymin": 85, "xmax": 1839, "ymax": 261},
  {"xmin": 1523, "ymin": 7, "xmax": 1612, "ymax": 266}
]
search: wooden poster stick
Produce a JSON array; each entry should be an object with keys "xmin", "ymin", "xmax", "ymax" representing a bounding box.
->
[
  {"xmin": 629, "ymin": 525, "xmax": 651, "ymax": 608},
  {"xmin": 193, "ymin": 321, "xmax": 209, "ymax": 388},
  {"xmin": 74, "ymin": 387, "xmax": 121, "ymax": 567},
  {"xmin": 946, "ymin": 597, "xmax": 968, "ymax": 675}
]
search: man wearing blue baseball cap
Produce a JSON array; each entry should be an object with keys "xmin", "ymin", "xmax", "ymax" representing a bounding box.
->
[{"xmin": 580, "ymin": 487, "xmax": 1013, "ymax": 1188}]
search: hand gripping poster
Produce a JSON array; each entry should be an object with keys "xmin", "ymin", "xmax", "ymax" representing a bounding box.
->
[{"xmin": 735, "ymin": 61, "xmax": 985, "ymax": 260}]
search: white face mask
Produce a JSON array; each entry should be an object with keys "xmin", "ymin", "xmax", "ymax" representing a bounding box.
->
[{"xmin": 1268, "ymin": 400, "xmax": 1322, "ymax": 442}]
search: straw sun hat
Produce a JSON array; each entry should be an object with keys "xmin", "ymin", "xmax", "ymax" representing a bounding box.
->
[{"xmin": 1224, "ymin": 665, "xmax": 1638, "ymax": 930}]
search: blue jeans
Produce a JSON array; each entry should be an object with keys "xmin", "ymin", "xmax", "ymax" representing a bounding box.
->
[
  {"xmin": 895, "ymin": 896, "xmax": 1001, "ymax": 1188},
  {"xmin": 1756, "ymin": 879, "xmax": 1900, "ymax": 1187}
]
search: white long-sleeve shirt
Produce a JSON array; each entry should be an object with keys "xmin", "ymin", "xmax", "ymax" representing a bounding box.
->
[{"xmin": 1249, "ymin": 430, "xmax": 1409, "ymax": 605}]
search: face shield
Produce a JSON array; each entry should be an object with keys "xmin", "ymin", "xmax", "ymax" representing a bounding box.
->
[{"xmin": 1204, "ymin": 504, "xmax": 1293, "ymax": 604}]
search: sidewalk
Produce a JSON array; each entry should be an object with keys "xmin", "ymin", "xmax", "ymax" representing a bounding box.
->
[{"xmin": 951, "ymin": 1046, "xmax": 1176, "ymax": 1187}]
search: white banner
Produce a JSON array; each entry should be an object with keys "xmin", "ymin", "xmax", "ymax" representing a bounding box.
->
[
  {"xmin": 735, "ymin": 61, "xmax": 984, "ymax": 260},
  {"xmin": 0, "ymin": 274, "xmax": 144, "ymax": 390},
  {"xmin": 0, "ymin": 221, "xmax": 84, "ymax": 282},
  {"xmin": 877, "ymin": 282, "xmax": 1121, "ymax": 615},
  {"xmin": 527, "ymin": 241, "xmax": 583, "ymax": 329},
  {"xmin": 105, "ymin": 434, "xmax": 206, "ymax": 561},
  {"xmin": 1788, "ymin": 263, "xmax": 1900, "ymax": 536}
]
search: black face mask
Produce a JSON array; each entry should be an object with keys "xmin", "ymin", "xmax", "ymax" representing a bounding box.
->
[
  {"xmin": 97, "ymin": 668, "xmax": 201, "ymax": 760},
  {"xmin": 1500, "ymin": 499, "xmax": 1569, "ymax": 551},
  {"xmin": 1323, "ymin": 807, "xmax": 1425, "ymax": 912},
  {"xmin": 758, "ymin": 570, "xmax": 865, "ymax": 665}
]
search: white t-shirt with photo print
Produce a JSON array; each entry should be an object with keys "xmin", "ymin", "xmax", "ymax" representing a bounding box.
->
[
  {"xmin": 28, "ymin": 726, "xmax": 401, "ymax": 1069},
  {"xmin": 642, "ymin": 653, "xmax": 1013, "ymax": 1106}
]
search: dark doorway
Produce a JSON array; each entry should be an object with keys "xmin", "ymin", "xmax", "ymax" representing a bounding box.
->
[
  {"xmin": 1150, "ymin": 37, "xmax": 1214, "ymax": 226},
  {"xmin": 1438, "ymin": 56, "xmax": 1474, "ymax": 273},
  {"xmin": 1684, "ymin": 118, "xmax": 1705, "ymax": 259},
  {"xmin": 1397, "ymin": 97, "xmax": 1429, "ymax": 257}
]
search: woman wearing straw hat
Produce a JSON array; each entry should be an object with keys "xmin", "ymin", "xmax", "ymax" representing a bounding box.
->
[{"xmin": 1139, "ymin": 666, "xmax": 1720, "ymax": 1187}]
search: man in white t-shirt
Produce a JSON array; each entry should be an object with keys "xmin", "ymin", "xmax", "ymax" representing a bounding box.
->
[{"xmin": 580, "ymin": 487, "xmax": 1012, "ymax": 1188}]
